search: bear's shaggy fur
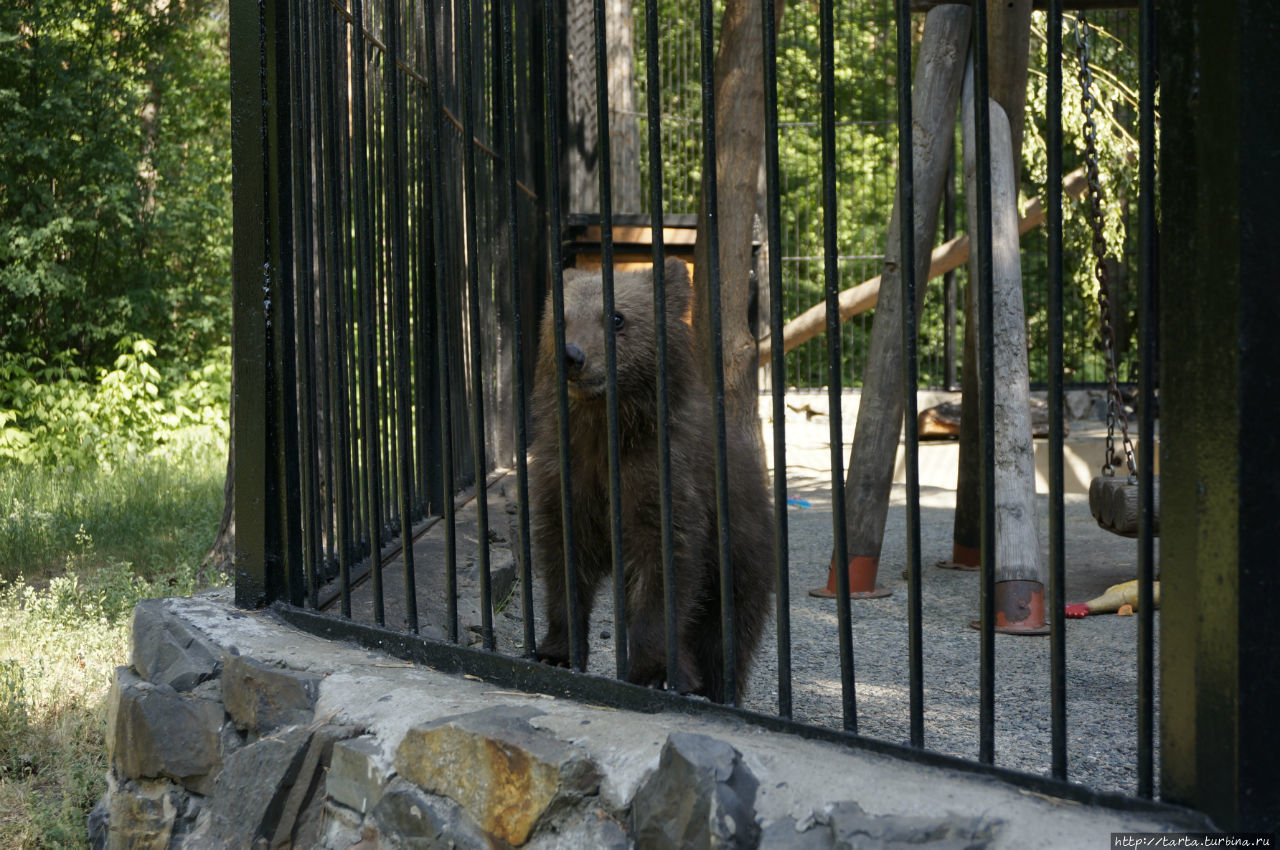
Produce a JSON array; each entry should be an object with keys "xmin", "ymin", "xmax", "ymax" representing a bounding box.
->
[{"xmin": 528, "ymin": 257, "xmax": 774, "ymax": 703}]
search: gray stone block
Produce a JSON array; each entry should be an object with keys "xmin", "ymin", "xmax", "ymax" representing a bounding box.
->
[
  {"xmin": 760, "ymin": 817, "xmax": 836, "ymax": 850},
  {"xmin": 106, "ymin": 666, "xmax": 226, "ymax": 792},
  {"xmin": 221, "ymin": 651, "xmax": 321, "ymax": 734},
  {"xmin": 103, "ymin": 777, "xmax": 203, "ymax": 850},
  {"xmin": 823, "ymin": 801, "xmax": 1002, "ymax": 849},
  {"xmin": 205, "ymin": 723, "xmax": 314, "ymax": 847},
  {"xmin": 631, "ymin": 732, "xmax": 761, "ymax": 850},
  {"xmin": 268, "ymin": 724, "xmax": 359, "ymax": 850},
  {"xmin": 395, "ymin": 704, "xmax": 601, "ymax": 846},
  {"xmin": 130, "ymin": 598, "xmax": 222, "ymax": 692},
  {"xmin": 328, "ymin": 735, "xmax": 391, "ymax": 815},
  {"xmin": 525, "ymin": 809, "xmax": 632, "ymax": 850},
  {"xmin": 371, "ymin": 778, "xmax": 494, "ymax": 850}
]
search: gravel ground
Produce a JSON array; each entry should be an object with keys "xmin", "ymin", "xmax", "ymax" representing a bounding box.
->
[{"xmin": 353, "ymin": 402, "xmax": 1158, "ymax": 798}]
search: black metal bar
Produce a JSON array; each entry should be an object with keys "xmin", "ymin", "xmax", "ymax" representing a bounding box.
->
[
  {"xmin": 289, "ymin": 0, "xmax": 319, "ymax": 607},
  {"xmin": 895, "ymin": 0, "xmax": 924, "ymax": 751},
  {"xmin": 350, "ymin": 0, "xmax": 386, "ymax": 626},
  {"xmin": 542, "ymin": 0, "xmax": 582, "ymax": 671},
  {"xmin": 1046, "ymin": 0, "xmax": 1068, "ymax": 783},
  {"xmin": 384, "ymin": 0, "xmax": 417, "ymax": 634},
  {"xmin": 322, "ymin": 3, "xmax": 354, "ymax": 618},
  {"xmin": 1135, "ymin": 0, "xmax": 1155, "ymax": 799},
  {"xmin": 971, "ymin": 0, "xmax": 997, "ymax": 766},
  {"xmin": 422, "ymin": 0, "xmax": 458, "ymax": 643},
  {"xmin": 761, "ymin": 0, "xmax": 791, "ymax": 720},
  {"xmin": 463, "ymin": 0, "xmax": 491, "ymax": 650},
  {"xmin": 270, "ymin": 0, "xmax": 304, "ymax": 609},
  {"xmin": 498, "ymin": 0, "xmax": 536, "ymax": 659},
  {"xmin": 820, "ymin": 0, "xmax": 856, "ymax": 733},
  {"xmin": 943, "ymin": 145, "xmax": 958, "ymax": 391},
  {"xmin": 642, "ymin": 0, "xmax": 679, "ymax": 695},
  {"xmin": 229, "ymin": 0, "xmax": 276, "ymax": 609},
  {"xmin": 698, "ymin": 0, "xmax": 737, "ymax": 706},
  {"xmin": 592, "ymin": 0, "xmax": 628, "ymax": 681}
]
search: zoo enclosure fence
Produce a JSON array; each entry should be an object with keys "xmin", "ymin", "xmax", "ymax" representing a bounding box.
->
[{"xmin": 229, "ymin": 0, "xmax": 1277, "ymax": 831}]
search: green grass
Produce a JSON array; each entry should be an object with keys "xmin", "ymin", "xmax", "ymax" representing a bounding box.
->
[
  {"xmin": 0, "ymin": 434, "xmax": 227, "ymax": 585},
  {"xmin": 0, "ymin": 434, "xmax": 228, "ymax": 848}
]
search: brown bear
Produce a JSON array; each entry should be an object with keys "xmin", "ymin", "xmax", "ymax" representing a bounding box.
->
[{"xmin": 527, "ymin": 257, "xmax": 775, "ymax": 704}]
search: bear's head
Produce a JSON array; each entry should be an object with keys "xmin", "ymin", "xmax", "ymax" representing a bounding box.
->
[{"xmin": 538, "ymin": 256, "xmax": 693, "ymax": 403}]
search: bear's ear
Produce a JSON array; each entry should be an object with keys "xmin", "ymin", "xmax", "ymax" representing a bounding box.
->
[{"xmin": 660, "ymin": 257, "xmax": 692, "ymax": 311}]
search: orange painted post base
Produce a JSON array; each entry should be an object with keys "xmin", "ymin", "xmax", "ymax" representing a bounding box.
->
[
  {"xmin": 808, "ymin": 556, "xmax": 893, "ymax": 600},
  {"xmin": 936, "ymin": 540, "xmax": 981, "ymax": 571},
  {"xmin": 968, "ymin": 579, "xmax": 1051, "ymax": 635}
]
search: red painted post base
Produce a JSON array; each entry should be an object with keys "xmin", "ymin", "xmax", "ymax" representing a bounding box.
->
[
  {"xmin": 968, "ymin": 579, "xmax": 1051, "ymax": 635},
  {"xmin": 808, "ymin": 556, "xmax": 893, "ymax": 599},
  {"xmin": 936, "ymin": 540, "xmax": 981, "ymax": 571}
]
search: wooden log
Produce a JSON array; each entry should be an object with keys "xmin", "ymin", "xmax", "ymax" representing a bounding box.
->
[
  {"xmin": 1090, "ymin": 475, "xmax": 1161, "ymax": 537},
  {"xmin": 962, "ymin": 65, "xmax": 1045, "ymax": 588},
  {"xmin": 834, "ymin": 5, "xmax": 971, "ymax": 569},
  {"xmin": 952, "ymin": 0, "xmax": 1035, "ymax": 567},
  {"xmin": 755, "ymin": 167, "xmax": 1087, "ymax": 365}
]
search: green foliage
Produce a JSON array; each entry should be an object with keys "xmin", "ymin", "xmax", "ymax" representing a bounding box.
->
[
  {"xmin": 0, "ymin": 337, "xmax": 229, "ymax": 469},
  {"xmin": 0, "ymin": 0, "xmax": 231, "ymax": 375}
]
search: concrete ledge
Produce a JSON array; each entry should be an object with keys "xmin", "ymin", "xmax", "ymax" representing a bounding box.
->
[{"xmin": 94, "ymin": 589, "xmax": 1207, "ymax": 849}]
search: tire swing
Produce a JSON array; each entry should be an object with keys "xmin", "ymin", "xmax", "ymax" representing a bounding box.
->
[{"xmin": 1073, "ymin": 15, "xmax": 1159, "ymax": 539}]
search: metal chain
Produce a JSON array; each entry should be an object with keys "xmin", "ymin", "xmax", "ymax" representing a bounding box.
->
[{"xmin": 1074, "ymin": 14, "xmax": 1136, "ymax": 480}]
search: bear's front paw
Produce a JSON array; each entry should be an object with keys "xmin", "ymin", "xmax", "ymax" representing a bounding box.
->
[{"xmin": 534, "ymin": 635, "xmax": 571, "ymax": 668}]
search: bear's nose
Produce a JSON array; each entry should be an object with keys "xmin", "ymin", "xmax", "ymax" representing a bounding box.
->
[{"xmin": 564, "ymin": 343, "xmax": 586, "ymax": 376}]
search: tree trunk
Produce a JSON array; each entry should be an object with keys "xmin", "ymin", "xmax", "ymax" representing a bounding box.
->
[
  {"xmin": 831, "ymin": 5, "xmax": 971, "ymax": 575},
  {"xmin": 952, "ymin": 0, "xmax": 1033, "ymax": 565},
  {"xmin": 691, "ymin": 0, "xmax": 785, "ymax": 446},
  {"xmin": 961, "ymin": 64, "xmax": 1046, "ymax": 601},
  {"xmin": 566, "ymin": 0, "xmax": 641, "ymax": 214}
]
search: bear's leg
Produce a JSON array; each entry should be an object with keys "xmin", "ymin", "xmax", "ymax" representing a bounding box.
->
[
  {"xmin": 534, "ymin": 536, "xmax": 601, "ymax": 669},
  {"xmin": 623, "ymin": 555, "xmax": 703, "ymax": 695}
]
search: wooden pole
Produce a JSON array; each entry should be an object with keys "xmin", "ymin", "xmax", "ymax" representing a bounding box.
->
[
  {"xmin": 962, "ymin": 65, "xmax": 1048, "ymax": 631},
  {"xmin": 814, "ymin": 4, "xmax": 970, "ymax": 595},
  {"xmin": 952, "ymin": 0, "xmax": 1033, "ymax": 568}
]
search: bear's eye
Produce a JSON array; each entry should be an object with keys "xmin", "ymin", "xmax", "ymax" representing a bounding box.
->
[{"xmin": 612, "ymin": 313, "xmax": 625, "ymax": 332}]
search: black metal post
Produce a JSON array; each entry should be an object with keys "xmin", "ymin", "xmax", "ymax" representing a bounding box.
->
[{"xmin": 761, "ymin": 0, "xmax": 791, "ymax": 720}]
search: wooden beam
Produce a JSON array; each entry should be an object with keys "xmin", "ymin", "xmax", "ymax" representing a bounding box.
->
[{"xmin": 756, "ymin": 166, "xmax": 1087, "ymax": 365}]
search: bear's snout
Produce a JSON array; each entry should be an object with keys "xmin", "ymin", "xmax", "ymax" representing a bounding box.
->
[{"xmin": 564, "ymin": 342, "xmax": 586, "ymax": 377}]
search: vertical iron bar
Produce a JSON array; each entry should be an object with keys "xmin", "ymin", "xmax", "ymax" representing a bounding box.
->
[
  {"xmin": 1136, "ymin": 0, "xmax": 1156, "ymax": 800},
  {"xmin": 499, "ymin": 0, "xmax": 536, "ymax": 658},
  {"xmin": 642, "ymin": 0, "xmax": 679, "ymax": 693},
  {"xmin": 423, "ymin": 0, "xmax": 459, "ymax": 642},
  {"xmin": 699, "ymin": 0, "xmax": 737, "ymax": 706},
  {"xmin": 271, "ymin": 0, "xmax": 304, "ymax": 608},
  {"xmin": 761, "ymin": 0, "xmax": 791, "ymax": 719},
  {"xmin": 821, "ymin": 0, "xmax": 856, "ymax": 731},
  {"xmin": 288, "ymin": 0, "xmax": 318, "ymax": 605},
  {"xmin": 971, "ymin": 0, "xmax": 997, "ymax": 766},
  {"xmin": 542, "ymin": 0, "xmax": 582, "ymax": 671},
  {"xmin": 351, "ymin": 0, "xmax": 386, "ymax": 625},
  {"xmin": 229, "ymin": 0, "xmax": 276, "ymax": 608},
  {"xmin": 896, "ymin": 0, "xmax": 924, "ymax": 750},
  {"xmin": 324, "ymin": 4, "xmax": 354, "ymax": 618},
  {"xmin": 385, "ymin": 0, "xmax": 418, "ymax": 633},
  {"xmin": 943, "ymin": 146, "xmax": 957, "ymax": 391},
  {"xmin": 592, "ymin": 0, "xmax": 628, "ymax": 680},
  {"xmin": 460, "ymin": 0, "xmax": 494, "ymax": 651},
  {"xmin": 1046, "ymin": 0, "xmax": 1068, "ymax": 782}
]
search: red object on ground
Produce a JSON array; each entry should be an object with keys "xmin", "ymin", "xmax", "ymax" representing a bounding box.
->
[{"xmin": 1064, "ymin": 603, "xmax": 1091, "ymax": 619}]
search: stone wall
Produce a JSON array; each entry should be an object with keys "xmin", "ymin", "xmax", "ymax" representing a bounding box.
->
[{"xmin": 91, "ymin": 590, "xmax": 1204, "ymax": 849}]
